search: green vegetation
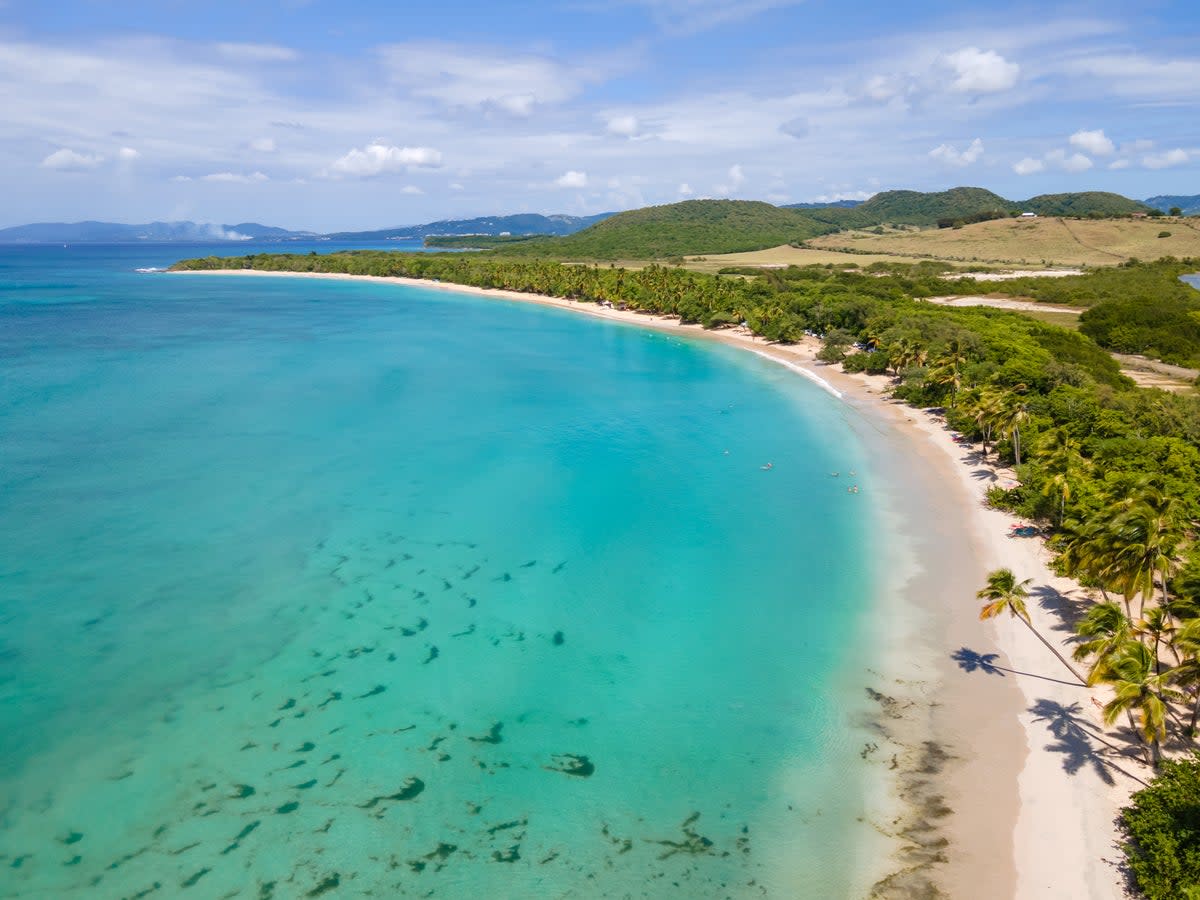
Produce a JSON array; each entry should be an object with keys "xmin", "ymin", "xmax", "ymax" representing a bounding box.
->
[
  {"xmin": 1120, "ymin": 752, "xmax": 1200, "ymax": 899},
  {"xmin": 419, "ymin": 191, "xmax": 1157, "ymax": 259},
  {"xmin": 424, "ymin": 199, "xmax": 833, "ymax": 259},
  {"xmin": 940, "ymin": 259, "xmax": 1200, "ymax": 367}
]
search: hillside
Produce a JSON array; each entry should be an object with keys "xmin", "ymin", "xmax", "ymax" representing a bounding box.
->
[
  {"xmin": 805, "ymin": 215, "xmax": 1200, "ymax": 267},
  {"xmin": 794, "ymin": 186, "xmax": 1153, "ymax": 228},
  {"xmin": 1145, "ymin": 195, "xmax": 1200, "ymax": 216},
  {"xmin": 1020, "ymin": 191, "xmax": 1153, "ymax": 217},
  {"xmin": 325, "ymin": 212, "xmax": 611, "ymax": 241},
  {"xmin": 782, "ymin": 199, "xmax": 865, "ymax": 209},
  {"xmin": 435, "ymin": 199, "xmax": 834, "ymax": 259}
]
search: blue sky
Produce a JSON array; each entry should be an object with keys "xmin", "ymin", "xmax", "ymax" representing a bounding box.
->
[{"xmin": 2, "ymin": 0, "xmax": 1198, "ymax": 229}]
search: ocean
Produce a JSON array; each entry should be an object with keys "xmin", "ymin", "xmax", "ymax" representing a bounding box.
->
[{"xmin": 0, "ymin": 243, "xmax": 891, "ymax": 897}]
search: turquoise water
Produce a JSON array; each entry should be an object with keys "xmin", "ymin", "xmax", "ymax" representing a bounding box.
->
[{"xmin": 0, "ymin": 246, "xmax": 884, "ymax": 897}]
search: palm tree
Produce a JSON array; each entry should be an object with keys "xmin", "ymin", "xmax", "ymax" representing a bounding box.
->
[
  {"xmin": 1073, "ymin": 601, "xmax": 1134, "ymax": 685},
  {"xmin": 1035, "ymin": 427, "xmax": 1087, "ymax": 525},
  {"xmin": 1098, "ymin": 641, "xmax": 1182, "ymax": 765},
  {"xmin": 991, "ymin": 387, "xmax": 1032, "ymax": 466},
  {"xmin": 977, "ymin": 568, "xmax": 1087, "ymax": 684}
]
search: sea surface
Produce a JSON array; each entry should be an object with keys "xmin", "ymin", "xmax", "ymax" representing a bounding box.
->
[{"xmin": 0, "ymin": 243, "xmax": 890, "ymax": 898}]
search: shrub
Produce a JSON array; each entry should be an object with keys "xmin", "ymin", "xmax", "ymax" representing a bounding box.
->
[
  {"xmin": 1159, "ymin": 231, "xmax": 1173, "ymax": 239},
  {"xmin": 1120, "ymin": 752, "xmax": 1200, "ymax": 900}
]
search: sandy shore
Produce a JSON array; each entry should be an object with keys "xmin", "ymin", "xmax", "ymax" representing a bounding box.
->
[{"xmin": 174, "ymin": 268, "xmax": 1136, "ymax": 897}]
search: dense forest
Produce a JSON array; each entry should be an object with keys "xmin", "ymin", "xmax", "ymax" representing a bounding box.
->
[{"xmin": 175, "ymin": 247, "xmax": 1200, "ymax": 896}]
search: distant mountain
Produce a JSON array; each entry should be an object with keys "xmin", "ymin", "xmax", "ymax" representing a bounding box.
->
[
  {"xmin": 0, "ymin": 220, "xmax": 315, "ymax": 243},
  {"xmin": 782, "ymin": 200, "xmax": 865, "ymax": 209},
  {"xmin": 797, "ymin": 186, "xmax": 1154, "ymax": 228},
  {"xmin": 325, "ymin": 212, "xmax": 613, "ymax": 241},
  {"xmin": 1143, "ymin": 195, "xmax": 1200, "ymax": 215}
]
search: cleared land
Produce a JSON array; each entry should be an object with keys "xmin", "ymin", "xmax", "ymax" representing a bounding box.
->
[
  {"xmin": 681, "ymin": 243, "xmax": 969, "ymax": 273},
  {"xmin": 805, "ymin": 216, "xmax": 1200, "ymax": 267}
]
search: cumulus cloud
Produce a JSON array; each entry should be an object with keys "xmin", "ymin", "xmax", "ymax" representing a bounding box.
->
[
  {"xmin": 401, "ymin": 185, "xmax": 424, "ymax": 194},
  {"xmin": 1013, "ymin": 157, "xmax": 1045, "ymax": 175},
  {"xmin": 727, "ymin": 164, "xmax": 745, "ymax": 187},
  {"xmin": 555, "ymin": 170, "xmax": 588, "ymax": 188},
  {"xmin": 117, "ymin": 147, "xmax": 141, "ymax": 161},
  {"xmin": 329, "ymin": 143, "xmax": 443, "ymax": 177},
  {"xmin": 41, "ymin": 148, "xmax": 103, "ymax": 170},
  {"xmin": 215, "ymin": 42, "xmax": 298, "ymax": 63},
  {"xmin": 813, "ymin": 190, "xmax": 874, "ymax": 203},
  {"xmin": 1108, "ymin": 159, "xmax": 1131, "ymax": 170},
  {"xmin": 1069, "ymin": 129, "xmax": 1114, "ymax": 156},
  {"xmin": 929, "ymin": 138, "xmax": 984, "ymax": 167},
  {"xmin": 944, "ymin": 47, "xmax": 1020, "ymax": 93},
  {"xmin": 678, "ymin": 182, "xmax": 694, "ymax": 197},
  {"xmin": 1143, "ymin": 148, "xmax": 1190, "ymax": 169},
  {"xmin": 202, "ymin": 171, "xmax": 269, "ymax": 183},
  {"xmin": 249, "ymin": 137, "xmax": 277, "ymax": 153},
  {"xmin": 170, "ymin": 174, "xmax": 193, "ymax": 182},
  {"xmin": 1045, "ymin": 149, "xmax": 1093, "ymax": 172},
  {"xmin": 606, "ymin": 114, "xmax": 639, "ymax": 137}
]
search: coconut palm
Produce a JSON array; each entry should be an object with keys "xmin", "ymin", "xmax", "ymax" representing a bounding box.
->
[
  {"xmin": 991, "ymin": 388, "xmax": 1032, "ymax": 466},
  {"xmin": 1098, "ymin": 641, "xmax": 1182, "ymax": 765},
  {"xmin": 977, "ymin": 568, "xmax": 1087, "ymax": 684},
  {"xmin": 1036, "ymin": 427, "xmax": 1088, "ymax": 524},
  {"xmin": 1073, "ymin": 602, "xmax": 1135, "ymax": 685}
]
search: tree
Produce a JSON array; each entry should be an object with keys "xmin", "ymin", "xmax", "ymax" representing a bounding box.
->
[
  {"xmin": 1169, "ymin": 206, "xmax": 1183, "ymax": 217},
  {"xmin": 992, "ymin": 388, "xmax": 1032, "ymax": 466},
  {"xmin": 976, "ymin": 568, "xmax": 1087, "ymax": 683},
  {"xmin": 1120, "ymin": 751, "xmax": 1200, "ymax": 900},
  {"xmin": 1035, "ymin": 427, "xmax": 1087, "ymax": 524},
  {"xmin": 1098, "ymin": 641, "xmax": 1181, "ymax": 764}
]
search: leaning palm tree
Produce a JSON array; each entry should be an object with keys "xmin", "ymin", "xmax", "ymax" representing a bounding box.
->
[
  {"xmin": 1098, "ymin": 641, "xmax": 1182, "ymax": 766},
  {"xmin": 977, "ymin": 568, "xmax": 1087, "ymax": 684},
  {"xmin": 991, "ymin": 388, "xmax": 1032, "ymax": 466}
]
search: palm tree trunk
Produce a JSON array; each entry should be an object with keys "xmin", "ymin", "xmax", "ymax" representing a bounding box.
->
[{"xmin": 1020, "ymin": 617, "xmax": 1088, "ymax": 684}]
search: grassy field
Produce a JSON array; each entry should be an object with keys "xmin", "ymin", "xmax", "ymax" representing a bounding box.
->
[
  {"xmin": 805, "ymin": 216, "xmax": 1200, "ymax": 267},
  {"xmin": 680, "ymin": 243, "xmax": 967, "ymax": 272}
]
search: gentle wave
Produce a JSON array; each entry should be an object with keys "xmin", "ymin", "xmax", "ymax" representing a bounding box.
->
[
  {"xmin": 134, "ymin": 266, "xmax": 166, "ymax": 273},
  {"xmin": 751, "ymin": 349, "xmax": 844, "ymax": 399}
]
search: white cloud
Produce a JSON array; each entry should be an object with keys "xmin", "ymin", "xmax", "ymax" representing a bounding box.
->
[
  {"xmin": 41, "ymin": 148, "xmax": 103, "ymax": 170},
  {"xmin": 678, "ymin": 182, "xmax": 694, "ymax": 197},
  {"xmin": 401, "ymin": 185, "xmax": 424, "ymax": 195},
  {"xmin": 117, "ymin": 146, "xmax": 140, "ymax": 161},
  {"xmin": 249, "ymin": 137, "xmax": 277, "ymax": 153},
  {"xmin": 1013, "ymin": 156, "xmax": 1044, "ymax": 175},
  {"xmin": 378, "ymin": 42, "xmax": 601, "ymax": 115},
  {"xmin": 813, "ymin": 190, "xmax": 874, "ymax": 202},
  {"xmin": 929, "ymin": 138, "xmax": 984, "ymax": 167},
  {"xmin": 555, "ymin": 170, "xmax": 588, "ymax": 188},
  {"xmin": 727, "ymin": 164, "xmax": 745, "ymax": 187},
  {"xmin": 202, "ymin": 171, "xmax": 269, "ymax": 183},
  {"xmin": 170, "ymin": 174, "xmax": 192, "ymax": 182},
  {"xmin": 1108, "ymin": 159, "xmax": 1131, "ymax": 170},
  {"xmin": 1143, "ymin": 148, "xmax": 1190, "ymax": 169},
  {"xmin": 215, "ymin": 43, "xmax": 298, "ymax": 63},
  {"xmin": 329, "ymin": 143, "xmax": 443, "ymax": 177},
  {"xmin": 1069, "ymin": 129, "xmax": 1114, "ymax": 156},
  {"xmin": 1045, "ymin": 149, "xmax": 1093, "ymax": 172},
  {"xmin": 944, "ymin": 47, "xmax": 1020, "ymax": 93},
  {"xmin": 606, "ymin": 114, "xmax": 639, "ymax": 137},
  {"xmin": 449, "ymin": 182, "xmax": 465, "ymax": 191}
]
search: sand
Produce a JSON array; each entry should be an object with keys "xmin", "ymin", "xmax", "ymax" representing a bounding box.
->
[{"xmin": 173, "ymin": 268, "xmax": 1139, "ymax": 897}]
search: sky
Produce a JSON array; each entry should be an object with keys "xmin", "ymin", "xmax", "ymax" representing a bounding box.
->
[{"xmin": 1, "ymin": 0, "xmax": 1198, "ymax": 230}]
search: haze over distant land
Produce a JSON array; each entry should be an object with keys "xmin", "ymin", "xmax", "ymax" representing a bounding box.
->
[{"xmin": 2, "ymin": 0, "xmax": 1199, "ymax": 229}]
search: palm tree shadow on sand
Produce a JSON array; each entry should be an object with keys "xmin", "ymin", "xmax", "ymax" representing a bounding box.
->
[
  {"xmin": 1028, "ymin": 699, "xmax": 1149, "ymax": 787},
  {"xmin": 951, "ymin": 646, "xmax": 1082, "ymax": 687}
]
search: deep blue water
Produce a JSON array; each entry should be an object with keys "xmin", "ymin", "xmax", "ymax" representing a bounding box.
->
[{"xmin": 0, "ymin": 244, "xmax": 886, "ymax": 897}]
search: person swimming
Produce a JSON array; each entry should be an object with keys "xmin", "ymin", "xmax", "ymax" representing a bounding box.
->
[{"xmin": 761, "ymin": 462, "xmax": 774, "ymax": 470}]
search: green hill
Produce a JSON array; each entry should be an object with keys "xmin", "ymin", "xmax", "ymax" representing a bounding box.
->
[
  {"xmin": 849, "ymin": 187, "xmax": 1014, "ymax": 225},
  {"xmin": 1020, "ymin": 191, "xmax": 1153, "ymax": 217},
  {"xmin": 432, "ymin": 199, "xmax": 834, "ymax": 259},
  {"xmin": 1143, "ymin": 195, "xmax": 1200, "ymax": 216}
]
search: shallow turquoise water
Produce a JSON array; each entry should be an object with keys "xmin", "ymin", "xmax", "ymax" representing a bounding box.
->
[{"xmin": 0, "ymin": 246, "xmax": 884, "ymax": 897}]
